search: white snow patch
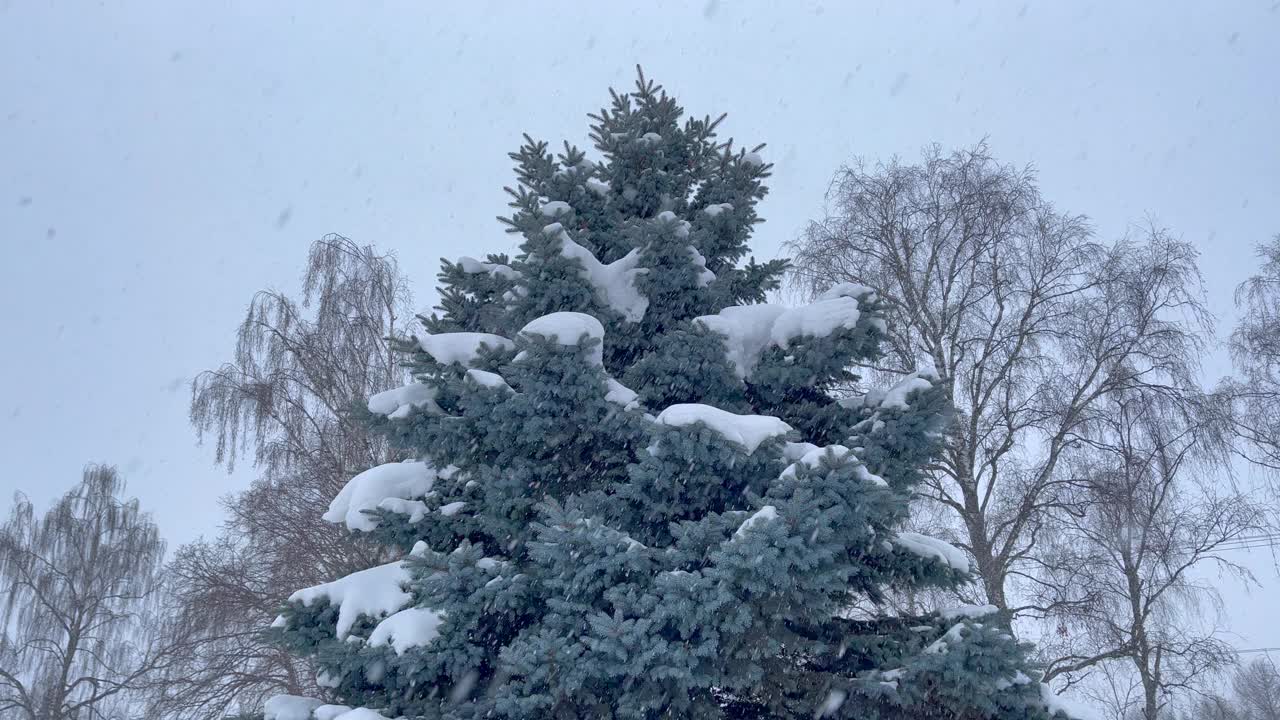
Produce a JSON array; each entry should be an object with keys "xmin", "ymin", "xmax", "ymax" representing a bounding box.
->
[
  {"xmin": 703, "ymin": 202, "xmax": 733, "ymax": 217},
  {"xmin": 520, "ymin": 312, "xmax": 606, "ymax": 365},
  {"xmin": 817, "ymin": 282, "xmax": 876, "ymax": 302},
  {"xmin": 881, "ymin": 373, "xmax": 934, "ymax": 410},
  {"xmin": 742, "ymin": 151, "xmax": 765, "ymax": 167},
  {"xmin": 375, "ymin": 498, "xmax": 428, "ymax": 524},
  {"xmin": 367, "ymin": 383, "xmax": 438, "ymax": 420},
  {"xmin": 333, "ymin": 710, "xmax": 391, "ymax": 720},
  {"xmin": 264, "ymin": 695, "xmax": 321, "ymax": 720},
  {"xmin": 695, "ymin": 304, "xmax": 788, "ymax": 378},
  {"xmin": 415, "ymin": 331, "xmax": 514, "ymax": 367},
  {"xmin": 585, "ymin": 179, "xmax": 610, "ymax": 196},
  {"xmin": 540, "ymin": 200, "xmax": 572, "ymax": 217},
  {"xmin": 687, "ymin": 245, "xmax": 715, "ymax": 287},
  {"xmin": 655, "ymin": 404, "xmax": 792, "ymax": 454},
  {"xmin": 466, "ymin": 369, "xmax": 512, "ymax": 391},
  {"xmin": 605, "ymin": 378, "xmax": 640, "ymax": 410},
  {"xmin": 1041, "ymin": 684, "xmax": 1099, "ymax": 720},
  {"xmin": 289, "ymin": 559, "xmax": 411, "ymax": 640},
  {"xmin": 733, "ymin": 505, "xmax": 778, "ymax": 539},
  {"xmin": 314, "ymin": 707, "xmax": 352, "ymax": 720},
  {"xmin": 368, "ymin": 607, "xmax": 446, "ymax": 655},
  {"xmin": 939, "ymin": 604, "xmax": 998, "ymax": 620},
  {"xmin": 439, "ymin": 501, "xmax": 466, "ymax": 516},
  {"xmin": 894, "ymin": 532, "xmax": 971, "ymax": 573},
  {"xmin": 324, "ymin": 462, "xmax": 437, "ymax": 532},
  {"xmin": 457, "ymin": 256, "xmax": 516, "ymax": 279},
  {"xmin": 923, "ymin": 622, "xmax": 968, "ymax": 654},
  {"xmin": 815, "ymin": 689, "xmax": 847, "ymax": 717},
  {"xmin": 639, "ymin": 131, "xmax": 662, "ymax": 146},
  {"xmin": 770, "ymin": 296, "xmax": 861, "ymax": 349},
  {"xmin": 545, "ymin": 222, "xmax": 649, "ymax": 322}
]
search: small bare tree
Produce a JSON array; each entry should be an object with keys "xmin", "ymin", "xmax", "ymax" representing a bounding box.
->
[
  {"xmin": 0, "ymin": 465, "xmax": 178, "ymax": 720},
  {"xmin": 1040, "ymin": 390, "xmax": 1268, "ymax": 720},
  {"xmin": 1178, "ymin": 658, "xmax": 1280, "ymax": 720},
  {"xmin": 146, "ymin": 235, "xmax": 414, "ymax": 719},
  {"xmin": 789, "ymin": 146, "xmax": 1210, "ymax": 620},
  {"xmin": 1220, "ymin": 236, "xmax": 1280, "ymax": 473}
]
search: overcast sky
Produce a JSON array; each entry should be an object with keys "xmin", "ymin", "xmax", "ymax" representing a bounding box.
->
[{"xmin": 2, "ymin": 0, "xmax": 1277, "ymax": 655}]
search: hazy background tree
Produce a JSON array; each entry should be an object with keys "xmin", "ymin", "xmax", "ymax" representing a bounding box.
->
[
  {"xmin": 0, "ymin": 465, "xmax": 176, "ymax": 720},
  {"xmin": 787, "ymin": 145, "xmax": 1210, "ymax": 625},
  {"xmin": 144, "ymin": 235, "xmax": 415, "ymax": 719},
  {"xmin": 1178, "ymin": 658, "xmax": 1280, "ymax": 720},
  {"xmin": 1221, "ymin": 236, "xmax": 1280, "ymax": 473},
  {"xmin": 1036, "ymin": 389, "xmax": 1267, "ymax": 720}
]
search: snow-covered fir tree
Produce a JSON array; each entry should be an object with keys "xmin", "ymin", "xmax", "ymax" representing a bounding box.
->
[{"xmin": 264, "ymin": 71, "xmax": 1085, "ymax": 720}]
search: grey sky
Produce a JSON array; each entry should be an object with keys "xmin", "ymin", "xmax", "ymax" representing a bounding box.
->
[{"xmin": 2, "ymin": 0, "xmax": 1277, "ymax": 653}]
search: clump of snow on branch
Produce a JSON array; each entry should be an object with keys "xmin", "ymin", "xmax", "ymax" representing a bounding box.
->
[
  {"xmin": 655, "ymin": 404, "xmax": 792, "ymax": 454},
  {"xmin": 367, "ymin": 383, "xmax": 438, "ymax": 420},
  {"xmin": 894, "ymin": 532, "xmax": 971, "ymax": 572},
  {"xmin": 733, "ymin": 505, "xmax": 778, "ymax": 539},
  {"xmin": 323, "ymin": 461, "xmax": 438, "ymax": 532},
  {"xmin": 415, "ymin": 331, "xmax": 514, "ymax": 367},
  {"xmin": 457, "ymin": 256, "xmax": 516, "ymax": 279},
  {"xmin": 287, "ymin": 559, "xmax": 413, "ymax": 640},
  {"xmin": 940, "ymin": 604, "xmax": 998, "ymax": 620},
  {"xmin": 264, "ymin": 695, "xmax": 321, "ymax": 720},
  {"xmin": 544, "ymin": 222, "xmax": 648, "ymax": 322},
  {"xmin": 520, "ymin": 312, "xmax": 606, "ymax": 365},
  {"xmin": 881, "ymin": 372, "xmax": 936, "ymax": 410},
  {"xmin": 368, "ymin": 607, "xmax": 446, "ymax": 655},
  {"xmin": 769, "ymin": 296, "xmax": 861, "ymax": 349}
]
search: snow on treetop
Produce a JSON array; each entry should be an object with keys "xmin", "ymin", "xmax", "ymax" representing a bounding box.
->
[
  {"xmin": 742, "ymin": 151, "xmax": 765, "ymax": 167},
  {"xmin": 770, "ymin": 296, "xmax": 862, "ymax": 349},
  {"xmin": 415, "ymin": 331, "xmax": 514, "ymax": 367},
  {"xmin": 544, "ymin": 222, "xmax": 649, "ymax": 322},
  {"xmin": 457, "ymin": 256, "xmax": 517, "ymax": 279},
  {"xmin": 264, "ymin": 695, "xmax": 321, "ymax": 720},
  {"xmin": 893, "ymin": 532, "xmax": 971, "ymax": 573},
  {"xmin": 881, "ymin": 372, "xmax": 934, "ymax": 410},
  {"xmin": 367, "ymin": 383, "xmax": 438, "ymax": 420},
  {"xmin": 368, "ymin": 606, "xmax": 446, "ymax": 655},
  {"xmin": 655, "ymin": 404, "xmax": 792, "ymax": 454},
  {"xmin": 519, "ymin": 311, "xmax": 606, "ymax": 365},
  {"xmin": 288, "ymin": 558, "xmax": 412, "ymax": 640},
  {"xmin": 540, "ymin": 200, "xmax": 572, "ymax": 217},
  {"xmin": 323, "ymin": 461, "xmax": 437, "ymax": 533}
]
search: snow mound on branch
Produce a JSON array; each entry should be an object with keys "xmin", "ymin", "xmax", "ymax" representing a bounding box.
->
[
  {"xmin": 695, "ymin": 294, "xmax": 866, "ymax": 376},
  {"xmin": 315, "ymin": 706, "xmax": 353, "ymax": 720},
  {"xmin": 817, "ymin": 282, "xmax": 877, "ymax": 302},
  {"xmin": 332, "ymin": 710, "xmax": 391, "ymax": 720},
  {"xmin": 264, "ymin": 695, "xmax": 321, "ymax": 720},
  {"xmin": 415, "ymin": 331, "xmax": 514, "ymax": 366},
  {"xmin": 367, "ymin": 383, "xmax": 437, "ymax": 420},
  {"xmin": 466, "ymin": 369, "xmax": 512, "ymax": 391},
  {"xmin": 894, "ymin": 532, "xmax": 970, "ymax": 572},
  {"xmin": 695, "ymin": 304, "xmax": 788, "ymax": 378},
  {"xmin": 368, "ymin": 606, "xmax": 446, "ymax": 655},
  {"xmin": 939, "ymin": 604, "xmax": 998, "ymax": 620},
  {"xmin": 770, "ymin": 296, "xmax": 861, "ymax": 349},
  {"xmin": 1040, "ymin": 684, "xmax": 1099, "ymax": 720},
  {"xmin": 733, "ymin": 505, "xmax": 778, "ymax": 539},
  {"xmin": 545, "ymin": 222, "xmax": 648, "ymax": 322},
  {"xmin": 288, "ymin": 559, "xmax": 412, "ymax": 640},
  {"xmin": 605, "ymin": 378, "xmax": 640, "ymax": 410},
  {"xmin": 520, "ymin": 312, "xmax": 606, "ymax": 365},
  {"xmin": 323, "ymin": 461, "xmax": 437, "ymax": 532},
  {"xmin": 655, "ymin": 404, "xmax": 792, "ymax": 454},
  {"xmin": 703, "ymin": 202, "xmax": 733, "ymax": 217},
  {"xmin": 881, "ymin": 372, "xmax": 934, "ymax": 410},
  {"xmin": 540, "ymin": 200, "xmax": 572, "ymax": 217},
  {"xmin": 457, "ymin": 256, "xmax": 516, "ymax": 279}
]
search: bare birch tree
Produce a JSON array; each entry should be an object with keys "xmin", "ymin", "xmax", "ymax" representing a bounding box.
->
[
  {"xmin": 145, "ymin": 235, "xmax": 414, "ymax": 719},
  {"xmin": 1220, "ymin": 236, "xmax": 1280, "ymax": 473},
  {"xmin": 787, "ymin": 145, "xmax": 1210, "ymax": 626},
  {"xmin": 0, "ymin": 465, "xmax": 178, "ymax": 720},
  {"xmin": 1038, "ymin": 390, "xmax": 1268, "ymax": 720}
]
